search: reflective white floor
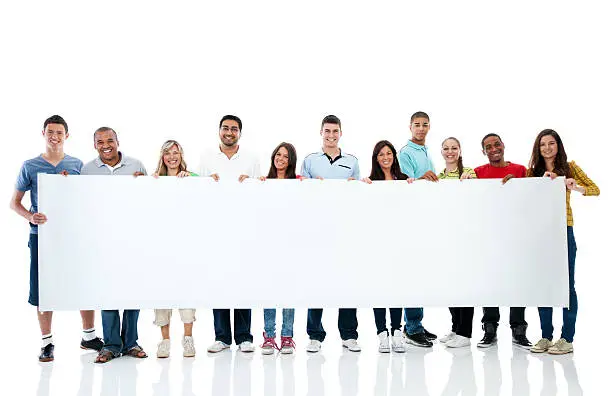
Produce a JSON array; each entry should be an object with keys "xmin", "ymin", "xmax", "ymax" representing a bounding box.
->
[{"xmin": 3, "ymin": 305, "xmax": 604, "ymax": 396}]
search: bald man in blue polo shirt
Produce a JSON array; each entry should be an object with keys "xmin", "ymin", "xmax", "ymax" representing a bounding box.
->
[
  {"xmin": 397, "ymin": 111, "xmax": 438, "ymax": 348},
  {"xmin": 301, "ymin": 115, "xmax": 361, "ymax": 353}
]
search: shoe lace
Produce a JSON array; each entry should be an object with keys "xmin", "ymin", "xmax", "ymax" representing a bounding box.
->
[
  {"xmin": 261, "ymin": 335, "xmax": 280, "ymax": 351},
  {"xmin": 281, "ymin": 337, "xmax": 295, "ymax": 349}
]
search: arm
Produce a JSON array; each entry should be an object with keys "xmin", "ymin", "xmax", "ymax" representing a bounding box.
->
[
  {"xmin": 569, "ymin": 162, "xmax": 600, "ymax": 196},
  {"xmin": 300, "ymin": 158, "xmax": 311, "ymax": 179},
  {"xmin": 352, "ymin": 160, "xmax": 361, "ymax": 180},
  {"xmin": 10, "ymin": 190, "xmax": 46, "ymax": 224}
]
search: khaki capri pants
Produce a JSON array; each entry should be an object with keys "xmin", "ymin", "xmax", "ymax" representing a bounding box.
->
[{"xmin": 153, "ymin": 309, "xmax": 196, "ymax": 327}]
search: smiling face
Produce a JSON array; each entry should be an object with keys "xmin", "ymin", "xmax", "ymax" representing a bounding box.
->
[
  {"xmin": 274, "ymin": 146, "xmax": 290, "ymax": 174},
  {"xmin": 43, "ymin": 123, "xmax": 68, "ymax": 152},
  {"xmin": 94, "ymin": 130, "xmax": 120, "ymax": 165},
  {"xmin": 539, "ymin": 134, "xmax": 558, "ymax": 161},
  {"xmin": 219, "ymin": 119, "xmax": 241, "ymax": 148},
  {"xmin": 482, "ymin": 135, "xmax": 505, "ymax": 164},
  {"xmin": 377, "ymin": 145, "xmax": 394, "ymax": 171},
  {"xmin": 441, "ymin": 138, "xmax": 461, "ymax": 166},
  {"xmin": 320, "ymin": 123, "xmax": 342, "ymax": 149},
  {"xmin": 410, "ymin": 117, "xmax": 430, "ymax": 145},
  {"xmin": 163, "ymin": 144, "xmax": 182, "ymax": 171}
]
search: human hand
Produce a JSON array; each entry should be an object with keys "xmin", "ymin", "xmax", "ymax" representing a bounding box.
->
[
  {"xmin": 406, "ymin": 178, "xmax": 416, "ymax": 184},
  {"xmin": 459, "ymin": 172, "xmax": 473, "ymax": 180},
  {"xmin": 133, "ymin": 171, "xmax": 145, "ymax": 177},
  {"xmin": 177, "ymin": 171, "xmax": 191, "ymax": 178},
  {"xmin": 238, "ymin": 175, "xmax": 249, "ymax": 183},
  {"xmin": 210, "ymin": 174, "xmax": 220, "ymax": 182},
  {"xmin": 501, "ymin": 174, "xmax": 515, "ymax": 185},
  {"xmin": 361, "ymin": 177, "xmax": 372, "ymax": 184},
  {"xmin": 543, "ymin": 171, "xmax": 558, "ymax": 179},
  {"xmin": 29, "ymin": 212, "xmax": 48, "ymax": 225},
  {"xmin": 419, "ymin": 171, "xmax": 438, "ymax": 182}
]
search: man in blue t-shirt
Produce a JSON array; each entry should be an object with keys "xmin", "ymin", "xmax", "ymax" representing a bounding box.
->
[
  {"xmin": 397, "ymin": 111, "xmax": 438, "ymax": 347},
  {"xmin": 10, "ymin": 115, "xmax": 103, "ymax": 362}
]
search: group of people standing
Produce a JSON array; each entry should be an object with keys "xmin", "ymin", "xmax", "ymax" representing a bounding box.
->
[{"xmin": 11, "ymin": 112, "xmax": 598, "ymax": 363}]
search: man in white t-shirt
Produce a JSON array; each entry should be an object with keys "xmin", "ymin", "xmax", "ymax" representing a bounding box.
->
[{"xmin": 200, "ymin": 115, "xmax": 260, "ymax": 353}]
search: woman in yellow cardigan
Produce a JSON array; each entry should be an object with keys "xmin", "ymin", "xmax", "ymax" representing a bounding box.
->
[{"xmin": 527, "ymin": 129, "xmax": 600, "ymax": 355}]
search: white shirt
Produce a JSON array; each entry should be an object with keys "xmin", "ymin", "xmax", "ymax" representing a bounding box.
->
[{"xmin": 198, "ymin": 146, "xmax": 261, "ymax": 180}]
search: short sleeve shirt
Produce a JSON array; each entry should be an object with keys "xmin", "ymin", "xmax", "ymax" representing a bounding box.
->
[
  {"xmin": 81, "ymin": 153, "xmax": 147, "ymax": 176},
  {"xmin": 198, "ymin": 146, "xmax": 261, "ymax": 180},
  {"xmin": 474, "ymin": 162, "xmax": 526, "ymax": 179},
  {"xmin": 300, "ymin": 150, "xmax": 360, "ymax": 180},
  {"xmin": 15, "ymin": 154, "xmax": 83, "ymax": 234},
  {"xmin": 398, "ymin": 141, "xmax": 435, "ymax": 178}
]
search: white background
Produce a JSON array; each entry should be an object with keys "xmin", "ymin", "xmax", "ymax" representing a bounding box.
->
[{"xmin": 1, "ymin": 1, "xmax": 610, "ymax": 395}]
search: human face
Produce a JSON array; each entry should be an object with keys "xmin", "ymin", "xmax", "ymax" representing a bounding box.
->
[
  {"xmin": 94, "ymin": 130, "xmax": 120, "ymax": 165},
  {"xmin": 441, "ymin": 139, "xmax": 461, "ymax": 166},
  {"xmin": 43, "ymin": 123, "xmax": 68, "ymax": 152},
  {"xmin": 377, "ymin": 145, "xmax": 394, "ymax": 171},
  {"xmin": 274, "ymin": 146, "xmax": 290, "ymax": 174},
  {"xmin": 539, "ymin": 135, "xmax": 558, "ymax": 161},
  {"xmin": 482, "ymin": 136, "xmax": 504, "ymax": 163},
  {"xmin": 320, "ymin": 123, "xmax": 342, "ymax": 149},
  {"xmin": 163, "ymin": 144, "xmax": 182, "ymax": 171},
  {"xmin": 219, "ymin": 120, "xmax": 241, "ymax": 147},
  {"xmin": 410, "ymin": 117, "xmax": 430, "ymax": 144}
]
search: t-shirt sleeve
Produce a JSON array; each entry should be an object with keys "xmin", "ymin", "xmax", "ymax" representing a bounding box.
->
[
  {"xmin": 474, "ymin": 166, "xmax": 483, "ymax": 178},
  {"xmin": 467, "ymin": 168, "xmax": 477, "ymax": 179},
  {"xmin": 399, "ymin": 150, "xmax": 416, "ymax": 178},
  {"xmin": 517, "ymin": 165, "xmax": 527, "ymax": 178},
  {"xmin": 301, "ymin": 157, "xmax": 311, "ymax": 178},
  {"xmin": 139, "ymin": 161, "xmax": 148, "ymax": 176},
  {"xmin": 15, "ymin": 163, "xmax": 31, "ymax": 192},
  {"xmin": 352, "ymin": 159, "xmax": 360, "ymax": 179},
  {"xmin": 251, "ymin": 157, "xmax": 261, "ymax": 178}
]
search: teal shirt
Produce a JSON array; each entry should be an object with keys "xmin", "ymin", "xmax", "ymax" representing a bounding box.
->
[{"xmin": 398, "ymin": 140, "xmax": 435, "ymax": 178}]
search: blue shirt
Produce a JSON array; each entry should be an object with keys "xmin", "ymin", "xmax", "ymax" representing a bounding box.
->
[
  {"xmin": 398, "ymin": 140, "xmax": 435, "ymax": 178},
  {"xmin": 301, "ymin": 150, "xmax": 360, "ymax": 179},
  {"xmin": 15, "ymin": 154, "xmax": 83, "ymax": 234}
]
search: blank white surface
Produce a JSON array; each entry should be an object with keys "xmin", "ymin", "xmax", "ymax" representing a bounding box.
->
[{"xmin": 38, "ymin": 175, "xmax": 568, "ymax": 310}]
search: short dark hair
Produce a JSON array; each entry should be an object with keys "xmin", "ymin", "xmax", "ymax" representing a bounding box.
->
[
  {"xmin": 43, "ymin": 115, "xmax": 68, "ymax": 133},
  {"xmin": 410, "ymin": 111, "xmax": 429, "ymax": 123},
  {"xmin": 481, "ymin": 133, "xmax": 502, "ymax": 149},
  {"xmin": 93, "ymin": 127, "xmax": 118, "ymax": 141},
  {"xmin": 219, "ymin": 115, "xmax": 242, "ymax": 131},
  {"xmin": 321, "ymin": 115, "xmax": 341, "ymax": 130}
]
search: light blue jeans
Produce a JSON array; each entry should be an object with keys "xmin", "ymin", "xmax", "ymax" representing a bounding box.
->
[{"xmin": 263, "ymin": 308, "xmax": 295, "ymax": 338}]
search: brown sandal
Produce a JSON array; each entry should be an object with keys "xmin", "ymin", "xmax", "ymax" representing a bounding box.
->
[
  {"xmin": 95, "ymin": 350, "xmax": 117, "ymax": 364},
  {"xmin": 124, "ymin": 345, "xmax": 148, "ymax": 359}
]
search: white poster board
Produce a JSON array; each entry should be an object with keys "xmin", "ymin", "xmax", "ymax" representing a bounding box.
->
[{"xmin": 38, "ymin": 175, "xmax": 568, "ymax": 310}]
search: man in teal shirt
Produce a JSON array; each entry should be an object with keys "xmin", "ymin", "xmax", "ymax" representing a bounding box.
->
[{"xmin": 398, "ymin": 111, "xmax": 438, "ymax": 347}]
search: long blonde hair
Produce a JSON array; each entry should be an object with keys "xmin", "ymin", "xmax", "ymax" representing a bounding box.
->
[{"xmin": 155, "ymin": 140, "xmax": 188, "ymax": 176}]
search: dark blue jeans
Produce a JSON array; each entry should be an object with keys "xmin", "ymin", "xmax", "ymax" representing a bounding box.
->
[
  {"xmin": 373, "ymin": 308, "xmax": 402, "ymax": 335},
  {"xmin": 28, "ymin": 233, "xmax": 39, "ymax": 306},
  {"xmin": 538, "ymin": 226, "xmax": 578, "ymax": 342},
  {"xmin": 404, "ymin": 307, "xmax": 424, "ymax": 335},
  {"xmin": 101, "ymin": 309, "xmax": 140, "ymax": 355},
  {"xmin": 307, "ymin": 308, "xmax": 358, "ymax": 341},
  {"xmin": 213, "ymin": 309, "xmax": 252, "ymax": 345}
]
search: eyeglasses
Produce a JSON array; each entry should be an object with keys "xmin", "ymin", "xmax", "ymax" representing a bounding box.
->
[{"xmin": 221, "ymin": 126, "xmax": 240, "ymax": 133}]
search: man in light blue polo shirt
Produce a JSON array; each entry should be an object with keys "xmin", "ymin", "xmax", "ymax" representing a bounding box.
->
[
  {"xmin": 82, "ymin": 126, "xmax": 148, "ymax": 363},
  {"xmin": 301, "ymin": 115, "xmax": 361, "ymax": 353},
  {"xmin": 398, "ymin": 111, "xmax": 438, "ymax": 347}
]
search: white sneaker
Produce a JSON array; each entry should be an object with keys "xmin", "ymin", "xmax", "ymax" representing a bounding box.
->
[
  {"xmin": 531, "ymin": 338, "xmax": 553, "ymax": 353},
  {"xmin": 207, "ymin": 341, "xmax": 230, "ymax": 353},
  {"xmin": 182, "ymin": 336, "xmax": 195, "ymax": 357},
  {"xmin": 391, "ymin": 330, "xmax": 406, "ymax": 353},
  {"xmin": 377, "ymin": 332, "xmax": 390, "ymax": 353},
  {"xmin": 445, "ymin": 335, "xmax": 471, "ymax": 348},
  {"xmin": 342, "ymin": 339, "xmax": 361, "ymax": 352},
  {"xmin": 238, "ymin": 341, "xmax": 255, "ymax": 353},
  {"xmin": 440, "ymin": 332, "xmax": 457, "ymax": 344},
  {"xmin": 548, "ymin": 338, "xmax": 573, "ymax": 355},
  {"xmin": 157, "ymin": 339, "xmax": 171, "ymax": 358},
  {"xmin": 306, "ymin": 340, "xmax": 322, "ymax": 353}
]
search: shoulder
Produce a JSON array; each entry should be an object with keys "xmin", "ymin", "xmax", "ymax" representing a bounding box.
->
[
  {"xmin": 474, "ymin": 164, "xmax": 487, "ymax": 172},
  {"xmin": 302, "ymin": 152, "xmax": 321, "ymax": 162},
  {"xmin": 342, "ymin": 152, "xmax": 359, "ymax": 162},
  {"xmin": 21, "ymin": 155, "xmax": 43, "ymax": 168},
  {"xmin": 81, "ymin": 159, "xmax": 99, "ymax": 171},
  {"xmin": 64, "ymin": 154, "xmax": 83, "ymax": 167}
]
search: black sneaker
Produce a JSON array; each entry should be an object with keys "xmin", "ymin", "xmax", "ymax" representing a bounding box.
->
[
  {"xmin": 478, "ymin": 332, "xmax": 497, "ymax": 348},
  {"xmin": 512, "ymin": 326, "xmax": 532, "ymax": 349},
  {"xmin": 39, "ymin": 343, "xmax": 54, "ymax": 362},
  {"xmin": 405, "ymin": 332, "xmax": 433, "ymax": 347},
  {"xmin": 423, "ymin": 328, "xmax": 437, "ymax": 341},
  {"xmin": 81, "ymin": 337, "xmax": 104, "ymax": 351}
]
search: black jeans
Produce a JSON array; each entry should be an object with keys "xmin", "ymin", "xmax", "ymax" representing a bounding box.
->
[
  {"xmin": 307, "ymin": 308, "xmax": 358, "ymax": 341},
  {"xmin": 481, "ymin": 307, "xmax": 527, "ymax": 329},
  {"xmin": 373, "ymin": 308, "xmax": 402, "ymax": 335},
  {"xmin": 213, "ymin": 309, "xmax": 253, "ymax": 345},
  {"xmin": 449, "ymin": 307, "xmax": 474, "ymax": 338}
]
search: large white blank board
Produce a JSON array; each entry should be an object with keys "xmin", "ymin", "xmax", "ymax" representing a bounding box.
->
[{"xmin": 38, "ymin": 175, "xmax": 568, "ymax": 310}]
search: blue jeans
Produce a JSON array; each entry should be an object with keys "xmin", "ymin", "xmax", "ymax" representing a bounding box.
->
[
  {"xmin": 538, "ymin": 226, "xmax": 578, "ymax": 342},
  {"xmin": 307, "ymin": 308, "xmax": 358, "ymax": 341},
  {"xmin": 373, "ymin": 308, "xmax": 402, "ymax": 335},
  {"xmin": 404, "ymin": 307, "xmax": 424, "ymax": 335},
  {"xmin": 263, "ymin": 308, "xmax": 295, "ymax": 337},
  {"xmin": 213, "ymin": 309, "xmax": 252, "ymax": 345},
  {"xmin": 101, "ymin": 309, "xmax": 140, "ymax": 355}
]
